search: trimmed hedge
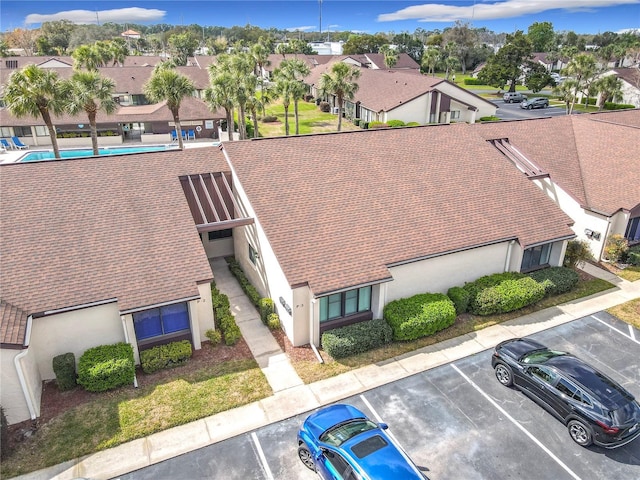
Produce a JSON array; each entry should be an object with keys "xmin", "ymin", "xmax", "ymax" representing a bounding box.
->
[
  {"xmin": 205, "ymin": 328, "xmax": 222, "ymax": 345},
  {"xmin": 321, "ymin": 318, "xmax": 393, "ymax": 358},
  {"xmin": 447, "ymin": 286, "xmax": 470, "ymax": 315},
  {"xmin": 463, "ymin": 272, "xmax": 525, "ymax": 314},
  {"xmin": 267, "ymin": 313, "xmax": 281, "ymax": 330},
  {"xmin": 259, "ymin": 298, "xmax": 275, "ymax": 324},
  {"xmin": 140, "ymin": 340, "xmax": 192, "ymax": 374},
  {"xmin": 628, "ymin": 245, "xmax": 640, "ymax": 266},
  {"xmin": 386, "ymin": 120, "xmax": 405, "ymax": 127},
  {"xmin": 528, "ymin": 267, "xmax": 579, "ymax": 296},
  {"xmin": 77, "ymin": 343, "xmax": 134, "ymax": 392},
  {"xmin": 211, "ymin": 281, "xmax": 242, "ymax": 346},
  {"xmin": 384, "ymin": 293, "xmax": 456, "ymax": 341},
  {"xmin": 52, "ymin": 352, "xmax": 77, "ymax": 391},
  {"xmin": 474, "ymin": 277, "xmax": 545, "ymax": 315},
  {"xmin": 368, "ymin": 121, "xmax": 388, "ymax": 129}
]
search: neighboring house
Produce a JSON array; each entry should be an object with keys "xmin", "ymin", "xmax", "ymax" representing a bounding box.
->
[
  {"xmin": 595, "ymin": 67, "xmax": 640, "ymax": 108},
  {"xmin": 0, "ymin": 150, "xmax": 253, "ymax": 424},
  {"xmin": 474, "ymin": 109, "xmax": 640, "ymax": 259},
  {"xmin": 532, "ymin": 52, "xmax": 569, "ymax": 72},
  {"xmin": 306, "ymin": 64, "xmax": 497, "ymax": 124}
]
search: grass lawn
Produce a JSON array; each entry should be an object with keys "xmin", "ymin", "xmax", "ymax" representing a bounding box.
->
[
  {"xmin": 616, "ymin": 265, "xmax": 640, "ymax": 282},
  {"xmin": 258, "ymin": 100, "xmax": 360, "ymax": 137},
  {"xmin": 293, "ymin": 277, "xmax": 615, "ymax": 384},
  {"xmin": 607, "ymin": 298, "xmax": 640, "ymax": 329}
]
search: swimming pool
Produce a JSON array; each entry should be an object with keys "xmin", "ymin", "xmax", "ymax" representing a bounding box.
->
[{"xmin": 18, "ymin": 145, "xmax": 179, "ymax": 162}]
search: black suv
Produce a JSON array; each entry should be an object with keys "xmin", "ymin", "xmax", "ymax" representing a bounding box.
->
[{"xmin": 492, "ymin": 338, "xmax": 640, "ymax": 448}]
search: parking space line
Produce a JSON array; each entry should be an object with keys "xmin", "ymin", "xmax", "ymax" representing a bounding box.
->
[
  {"xmin": 592, "ymin": 313, "xmax": 640, "ymax": 345},
  {"xmin": 251, "ymin": 432, "xmax": 274, "ymax": 480},
  {"xmin": 451, "ymin": 364, "xmax": 582, "ymax": 480}
]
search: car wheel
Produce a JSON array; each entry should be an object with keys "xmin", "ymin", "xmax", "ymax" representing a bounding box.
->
[
  {"xmin": 298, "ymin": 445, "xmax": 316, "ymax": 471},
  {"xmin": 568, "ymin": 420, "xmax": 593, "ymax": 447},
  {"xmin": 494, "ymin": 362, "xmax": 513, "ymax": 386},
  {"xmin": 544, "ymin": 103, "xmax": 548, "ymax": 108},
  {"xmin": 527, "ymin": 105, "xmax": 532, "ymax": 110}
]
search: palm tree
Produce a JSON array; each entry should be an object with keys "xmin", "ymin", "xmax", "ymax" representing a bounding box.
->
[
  {"xmin": 205, "ymin": 62, "xmax": 236, "ymax": 141},
  {"xmin": 229, "ymin": 53, "xmax": 256, "ymax": 140},
  {"xmin": 72, "ymin": 44, "xmax": 102, "ymax": 71},
  {"xmin": 62, "ymin": 71, "xmax": 117, "ymax": 156},
  {"xmin": 251, "ymin": 39, "xmax": 272, "ymax": 115},
  {"xmin": 273, "ymin": 72, "xmax": 294, "ymax": 136},
  {"xmin": 379, "ymin": 45, "xmax": 399, "ymax": 68},
  {"xmin": 594, "ymin": 75, "xmax": 623, "ymax": 110},
  {"xmin": 318, "ymin": 62, "xmax": 360, "ymax": 132},
  {"xmin": 421, "ymin": 47, "xmax": 440, "ymax": 76},
  {"xmin": 4, "ymin": 64, "xmax": 65, "ymax": 158},
  {"xmin": 143, "ymin": 63, "xmax": 195, "ymax": 149},
  {"xmin": 276, "ymin": 59, "xmax": 311, "ymax": 135},
  {"xmin": 562, "ymin": 53, "xmax": 598, "ymax": 114}
]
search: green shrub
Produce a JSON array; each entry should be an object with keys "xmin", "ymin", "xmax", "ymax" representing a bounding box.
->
[
  {"xmin": 464, "ymin": 78, "xmax": 484, "ymax": 85},
  {"xmin": 604, "ymin": 102, "xmax": 635, "ymax": 110},
  {"xmin": 368, "ymin": 121, "xmax": 388, "ymax": 129},
  {"xmin": 262, "ymin": 115, "xmax": 278, "ymax": 122},
  {"xmin": 563, "ymin": 239, "xmax": 594, "ymax": 268},
  {"xmin": 353, "ymin": 118, "xmax": 361, "ymax": 126},
  {"xmin": 528, "ymin": 267, "xmax": 579, "ymax": 296},
  {"xmin": 384, "ymin": 293, "xmax": 456, "ymax": 341},
  {"xmin": 405, "ymin": 122, "xmax": 420, "ymax": 126},
  {"xmin": 205, "ymin": 328, "xmax": 222, "ymax": 345},
  {"xmin": 604, "ymin": 234, "xmax": 628, "ymax": 262},
  {"xmin": 258, "ymin": 298, "xmax": 275, "ymax": 324},
  {"xmin": 267, "ymin": 313, "xmax": 281, "ymax": 330},
  {"xmin": 245, "ymin": 285, "xmax": 261, "ymax": 306},
  {"xmin": 463, "ymin": 272, "xmax": 525, "ymax": 314},
  {"xmin": 223, "ymin": 324, "xmax": 242, "ymax": 345},
  {"xmin": 447, "ymin": 286, "xmax": 470, "ymax": 315},
  {"xmin": 321, "ymin": 318, "xmax": 393, "ymax": 358},
  {"xmin": 479, "ymin": 116, "xmax": 500, "ymax": 122},
  {"xmin": 52, "ymin": 352, "xmax": 77, "ymax": 391},
  {"xmin": 319, "ymin": 101, "xmax": 331, "ymax": 112},
  {"xmin": 474, "ymin": 277, "xmax": 545, "ymax": 315},
  {"xmin": 386, "ymin": 120, "xmax": 405, "ymax": 127},
  {"xmin": 139, "ymin": 340, "xmax": 193, "ymax": 374},
  {"xmin": 77, "ymin": 343, "xmax": 134, "ymax": 392},
  {"xmin": 1, "ymin": 406, "xmax": 10, "ymax": 460},
  {"xmin": 360, "ymin": 121, "xmax": 369, "ymax": 129},
  {"xmin": 628, "ymin": 245, "xmax": 640, "ymax": 266}
]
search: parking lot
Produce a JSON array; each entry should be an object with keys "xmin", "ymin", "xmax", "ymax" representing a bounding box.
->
[
  {"xmin": 493, "ymin": 98, "xmax": 569, "ymax": 121},
  {"xmin": 116, "ymin": 312, "xmax": 640, "ymax": 480}
]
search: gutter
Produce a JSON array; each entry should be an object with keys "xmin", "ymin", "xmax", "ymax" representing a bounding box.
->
[
  {"xmin": 14, "ymin": 315, "xmax": 37, "ymax": 420},
  {"xmin": 308, "ymin": 298, "xmax": 323, "ymax": 363},
  {"xmin": 121, "ymin": 315, "xmax": 139, "ymax": 388},
  {"xmin": 504, "ymin": 240, "xmax": 515, "ymax": 271}
]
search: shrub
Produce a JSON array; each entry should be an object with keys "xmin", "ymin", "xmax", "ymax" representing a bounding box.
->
[
  {"xmin": 604, "ymin": 102, "xmax": 635, "ymax": 110},
  {"xmin": 211, "ymin": 280, "xmax": 242, "ymax": 346},
  {"xmin": 1, "ymin": 406, "xmax": 9, "ymax": 460},
  {"xmin": 384, "ymin": 293, "xmax": 456, "ymax": 341},
  {"xmin": 319, "ymin": 101, "xmax": 331, "ymax": 112},
  {"xmin": 474, "ymin": 277, "xmax": 545, "ymax": 315},
  {"xmin": 267, "ymin": 313, "xmax": 281, "ymax": 330},
  {"xmin": 262, "ymin": 115, "xmax": 278, "ymax": 122},
  {"xmin": 140, "ymin": 340, "xmax": 192, "ymax": 374},
  {"xmin": 603, "ymin": 234, "xmax": 628, "ymax": 262},
  {"xmin": 304, "ymin": 94, "xmax": 314, "ymax": 102},
  {"xmin": 628, "ymin": 245, "xmax": 640, "ymax": 266},
  {"xmin": 479, "ymin": 116, "xmax": 500, "ymax": 122},
  {"xmin": 258, "ymin": 297, "xmax": 275, "ymax": 324},
  {"xmin": 447, "ymin": 286, "xmax": 470, "ymax": 315},
  {"xmin": 245, "ymin": 284, "xmax": 261, "ymax": 306},
  {"xmin": 321, "ymin": 318, "xmax": 393, "ymax": 358},
  {"xmin": 464, "ymin": 78, "xmax": 484, "ymax": 85},
  {"xmin": 353, "ymin": 118, "xmax": 361, "ymax": 126},
  {"xmin": 405, "ymin": 122, "xmax": 420, "ymax": 126},
  {"xmin": 368, "ymin": 121, "xmax": 388, "ymax": 129},
  {"xmin": 360, "ymin": 121, "xmax": 369, "ymax": 129},
  {"xmin": 386, "ymin": 120, "xmax": 405, "ymax": 128},
  {"xmin": 463, "ymin": 272, "xmax": 525, "ymax": 313},
  {"xmin": 563, "ymin": 239, "xmax": 593, "ymax": 268},
  {"xmin": 528, "ymin": 267, "xmax": 579, "ymax": 296},
  {"xmin": 52, "ymin": 352, "xmax": 77, "ymax": 391},
  {"xmin": 205, "ymin": 328, "xmax": 222, "ymax": 345},
  {"xmin": 77, "ymin": 343, "xmax": 134, "ymax": 392}
]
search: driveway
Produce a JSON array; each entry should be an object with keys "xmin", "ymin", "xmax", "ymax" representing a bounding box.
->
[
  {"xmin": 493, "ymin": 99, "xmax": 570, "ymax": 121},
  {"xmin": 115, "ymin": 312, "xmax": 640, "ymax": 480}
]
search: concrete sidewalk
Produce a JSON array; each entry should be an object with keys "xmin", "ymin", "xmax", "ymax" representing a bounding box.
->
[{"xmin": 15, "ymin": 264, "xmax": 640, "ymax": 480}]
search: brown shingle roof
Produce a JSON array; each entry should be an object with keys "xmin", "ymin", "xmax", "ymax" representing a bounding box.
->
[
  {"xmin": 0, "ymin": 147, "xmax": 228, "ymax": 346},
  {"xmin": 223, "ymin": 124, "xmax": 574, "ymax": 296}
]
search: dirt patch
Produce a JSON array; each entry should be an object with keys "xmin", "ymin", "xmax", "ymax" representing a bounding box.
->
[{"xmin": 270, "ymin": 327, "xmax": 319, "ymax": 363}]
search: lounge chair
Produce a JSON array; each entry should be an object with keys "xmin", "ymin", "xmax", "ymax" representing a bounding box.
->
[
  {"xmin": 181, "ymin": 130, "xmax": 187, "ymax": 140},
  {"xmin": 11, "ymin": 137, "xmax": 28, "ymax": 149},
  {"xmin": 188, "ymin": 129, "xmax": 195, "ymax": 140},
  {"xmin": 170, "ymin": 130, "xmax": 178, "ymax": 142},
  {"xmin": 1, "ymin": 139, "xmax": 13, "ymax": 150}
]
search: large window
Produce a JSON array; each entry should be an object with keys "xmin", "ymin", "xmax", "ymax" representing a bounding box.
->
[
  {"xmin": 133, "ymin": 303, "xmax": 190, "ymax": 341},
  {"xmin": 319, "ymin": 286, "xmax": 371, "ymax": 323},
  {"xmin": 208, "ymin": 229, "xmax": 232, "ymax": 240},
  {"xmin": 521, "ymin": 243, "xmax": 551, "ymax": 271},
  {"xmin": 625, "ymin": 217, "xmax": 640, "ymax": 242}
]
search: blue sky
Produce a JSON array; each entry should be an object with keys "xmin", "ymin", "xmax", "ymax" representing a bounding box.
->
[{"xmin": 2, "ymin": 1, "xmax": 639, "ymax": 35}]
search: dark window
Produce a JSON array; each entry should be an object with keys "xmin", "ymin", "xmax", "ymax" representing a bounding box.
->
[
  {"xmin": 319, "ymin": 286, "xmax": 372, "ymax": 323},
  {"xmin": 521, "ymin": 243, "xmax": 551, "ymax": 271},
  {"xmin": 5, "ymin": 60, "xmax": 18, "ymax": 69},
  {"xmin": 556, "ymin": 379, "xmax": 591, "ymax": 405},
  {"xmin": 323, "ymin": 450, "xmax": 354, "ymax": 479},
  {"xmin": 13, "ymin": 126, "xmax": 32, "ymax": 137},
  {"xmin": 133, "ymin": 303, "xmax": 190, "ymax": 341},
  {"xmin": 529, "ymin": 366, "xmax": 556, "ymax": 384},
  {"xmin": 208, "ymin": 229, "xmax": 232, "ymax": 240},
  {"xmin": 625, "ymin": 217, "xmax": 640, "ymax": 242},
  {"xmin": 352, "ymin": 435, "xmax": 388, "ymax": 459},
  {"xmin": 249, "ymin": 244, "xmax": 258, "ymax": 265}
]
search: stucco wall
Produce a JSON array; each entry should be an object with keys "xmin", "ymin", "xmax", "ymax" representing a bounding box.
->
[
  {"xmin": 29, "ymin": 302, "xmax": 124, "ymax": 380},
  {"xmin": 1, "ymin": 347, "xmax": 42, "ymax": 425},
  {"xmin": 195, "ymin": 282, "xmax": 215, "ymax": 341},
  {"xmin": 201, "ymin": 233, "xmax": 234, "ymax": 259}
]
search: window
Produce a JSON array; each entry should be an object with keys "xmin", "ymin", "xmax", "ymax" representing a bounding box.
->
[
  {"xmin": 521, "ymin": 243, "xmax": 551, "ymax": 271},
  {"xmin": 0, "ymin": 127, "xmax": 11, "ymax": 137},
  {"xmin": 323, "ymin": 450, "xmax": 354, "ymax": 480},
  {"xmin": 249, "ymin": 244, "xmax": 258, "ymax": 265},
  {"xmin": 133, "ymin": 303, "xmax": 190, "ymax": 341},
  {"xmin": 625, "ymin": 217, "xmax": 640, "ymax": 242},
  {"xmin": 5, "ymin": 59, "xmax": 18, "ymax": 69},
  {"xmin": 13, "ymin": 126, "xmax": 32, "ymax": 137},
  {"xmin": 451, "ymin": 110, "xmax": 461, "ymax": 120},
  {"xmin": 34, "ymin": 126, "xmax": 48, "ymax": 137},
  {"xmin": 208, "ymin": 229, "xmax": 232, "ymax": 240},
  {"xmin": 319, "ymin": 286, "xmax": 372, "ymax": 323},
  {"xmin": 529, "ymin": 366, "xmax": 557, "ymax": 384}
]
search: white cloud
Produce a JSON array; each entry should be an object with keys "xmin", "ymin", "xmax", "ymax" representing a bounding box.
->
[
  {"xmin": 378, "ymin": 0, "xmax": 640, "ymax": 23},
  {"xmin": 25, "ymin": 7, "xmax": 166, "ymax": 25},
  {"xmin": 286, "ymin": 25, "xmax": 315, "ymax": 32}
]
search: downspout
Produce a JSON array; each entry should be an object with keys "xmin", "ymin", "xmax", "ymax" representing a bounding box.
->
[
  {"xmin": 121, "ymin": 315, "xmax": 139, "ymax": 388},
  {"xmin": 308, "ymin": 298, "xmax": 323, "ymax": 364},
  {"xmin": 14, "ymin": 315, "xmax": 37, "ymax": 420},
  {"xmin": 504, "ymin": 240, "xmax": 515, "ymax": 272},
  {"xmin": 599, "ymin": 217, "xmax": 613, "ymax": 261}
]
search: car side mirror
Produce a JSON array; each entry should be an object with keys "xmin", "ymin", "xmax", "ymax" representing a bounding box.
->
[{"xmin": 378, "ymin": 423, "xmax": 389, "ymax": 430}]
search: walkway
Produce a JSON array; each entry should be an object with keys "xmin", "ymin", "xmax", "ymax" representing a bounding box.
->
[{"xmin": 14, "ymin": 264, "xmax": 640, "ymax": 480}]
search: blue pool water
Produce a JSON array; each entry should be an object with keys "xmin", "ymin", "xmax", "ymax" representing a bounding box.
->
[{"xmin": 19, "ymin": 145, "xmax": 178, "ymax": 162}]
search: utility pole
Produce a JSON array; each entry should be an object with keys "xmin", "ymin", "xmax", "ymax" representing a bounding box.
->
[{"xmin": 319, "ymin": 0, "xmax": 322, "ymax": 35}]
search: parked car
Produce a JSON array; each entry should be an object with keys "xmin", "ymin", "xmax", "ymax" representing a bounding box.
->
[
  {"xmin": 297, "ymin": 404, "xmax": 427, "ymax": 479},
  {"xmin": 492, "ymin": 338, "xmax": 640, "ymax": 448},
  {"xmin": 503, "ymin": 92, "xmax": 527, "ymax": 103},
  {"xmin": 520, "ymin": 97, "xmax": 550, "ymax": 109}
]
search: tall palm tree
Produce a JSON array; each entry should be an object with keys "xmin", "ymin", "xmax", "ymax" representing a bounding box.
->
[
  {"xmin": 143, "ymin": 63, "xmax": 195, "ymax": 149},
  {"xmin": 594, "ymin": 75, "xmax": 623, "ymax": 110},
  {"xmin": 251, "ymin": 38, "xmax": 272, "ymax": 115},
  {"xmin": 379, "ymin": 45, "xmax": 399, "ymax": 68},
  {"xmin": 562, "ymin": 53, "xmax": 597, "ymax": 114},
  {"xmin": 229, "ymin": 53, "xmax": 256, "ymax": 140},
  {"xmin": 318, "ymin": 62, "xmax": 360, "ymax": 132},
  {"xmin": 277, "ymin": 59, "xmax": 311, "ymax": 135},
  {"xmin": 4, "ymin": 64, "xmax": 65, "ymax": 158},
  {"xmin": 207, "ymin": 57, "xmax": 236, "ymax": 141},
  {"xmin": 72, "ymin": 44, "xmax": 102, "ymax": 71},
  {"xmin": 62, "ymin": 71, "xmax": 117, "ymax": 156},
  {"xmin": 421, "ymin": 47, "xmax": 440, "ymax": 76}
]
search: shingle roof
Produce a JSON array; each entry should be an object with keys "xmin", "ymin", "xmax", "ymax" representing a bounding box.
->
[
  {"xmin": 223, "ymin": 124, "xmax": 574, "ymax": 296},
  {"xmin": 473, "ymin": 110, "xmax": 640, "ymax": 215},
  {"xmin": 0, "ymin": 147, "xmax": 227, "ymax": 346}
]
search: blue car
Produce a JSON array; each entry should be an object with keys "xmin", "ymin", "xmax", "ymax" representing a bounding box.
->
[{"xmin": 297, "ymin": 404, "xmax": 427, "ymax": 479}]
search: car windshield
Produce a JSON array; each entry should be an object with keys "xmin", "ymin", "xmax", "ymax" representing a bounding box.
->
[
  {"xmin": 320, "ymin": 419, "xmax": 378, "ymax": 447},
  {"xmin": 521, "ymin": 348, "xmax": 567, "ymax": 364}
]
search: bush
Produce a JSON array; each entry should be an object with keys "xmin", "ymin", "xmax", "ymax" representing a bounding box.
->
[
  {"xmin": 368, "ymin": 121, "xmax": 388, "ymax": 129},
  {"xmin": 474, "ymin": 277, "xmax": 545, "ymax": 315},
  {"xmin": 258, "ymin": 298, "xmax": 275, "ymax": 324},
  {"xmin": 447, "ymin": 286, "xmax": 470, "ymax": 315},
  {"xmin": 464, "ymin": 78, "xmax": 485, "ymax": 85},
  {"xmin": 1, "ymin": 406, "xmax": 10, "ymax": 460},
  {"xmin": 353, "ymin": 118, "xmax": 361, "ymax": 126},
  {"xmin": 262, "ymin": 115, "xmax": 278, "ymax": 122},
  {"xmin": 321, "ymin": 318, "xmax": 393, "ymax": 358},
  {"xmin": 52, "ymin": 352, "xmax": 76, "ymax": 391},
  {"xmin": 528, "ymin": 267, "xmax": 579, "ymax": 296},
  {"xmin": 139, "ymin": 340, "xmax": 192, "ymax": 374},
  {"xmin": 205, "ymin": 328, "xmax": 222, "ymax": 345},
  {"xmin": 386, "ymin": 120, "xmax": 405, "ymax": 128},
  {"xmin": 463, "ymin": 272, "xmax": 525, "ymax": 314},
  {"xmin": 628, "ymin": 245, "xmax": 640, "ymax": 266},
  {"xmin": 603, "ymin": 234, "xmax": 628, "ymax": 262},
  {"xmin": 563, "ymin": 239, "xmax": 593, "ymax": 268},
  {"xmin": 267, "ymin": 313, "xmax": 281, "ymax": 330},
  {"xmin": 604, "ymin": 102, "xmax": 635, "ymax": 110},
  {"xmin": 319, "ymin": 101, "xmax": 331, "ymax": 113},
  {"xmin": 211, "ymin": 280, "xmax": 242, "ymax": 346},
  {"xmin": 77, "ymin": 343, "xmax": 134, "ymax": 392},
  {"xmin": 479, "ymin": 116, "xmax": 500, "ymax": 122},
  {"xmin": 384, "ymin": 293, "xmax": 456, "ymax": 341},
  {"xmin": 360, "ymin": 121, "xmax": 369, "ymax": 129},
  {"xmin": 405, "ymin": 122, "xmax": 420, "ymax": 126}
]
